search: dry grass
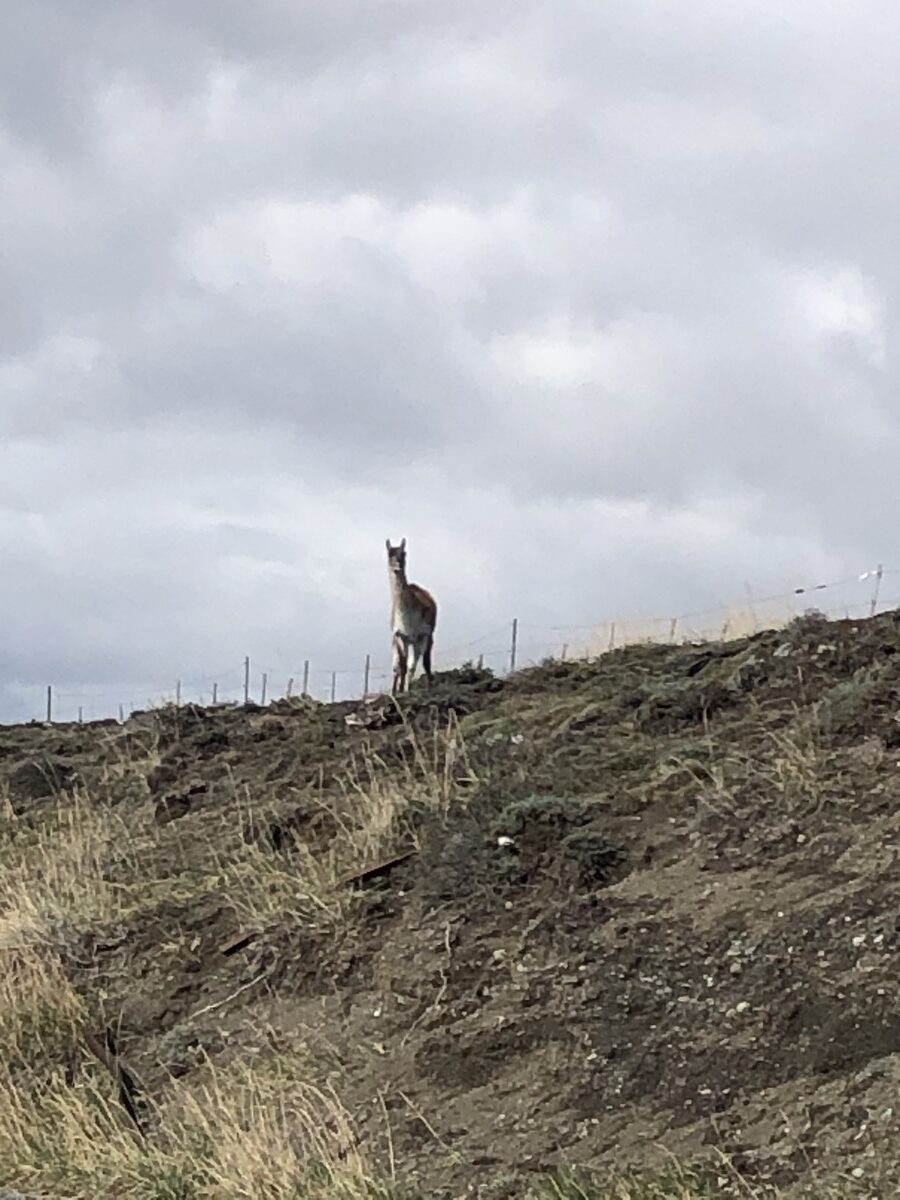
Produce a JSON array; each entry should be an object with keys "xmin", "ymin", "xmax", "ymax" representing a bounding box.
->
[
  {"xmin": 200, "ymin": 715, "xmax": 476, "ymax": 927},
  {"xmin": 0, "ymin": 721, "xmax": 470, "ymax": 1192},
  {"xmin": 0, "ymin": 728, "xmax": 162, "ymax": 945},
  {"xmin": 0, "ymin": 1048, "xmax": 395, "ymax": 1199},
  {"xmin": 655, "ymin": 749, "xmax": 736, "ymax": 816},
  {"xmin": 572, "ymin": 596, "xmax": 864, "ymax": 662},
  {"xmin": 762, "ymin": 715, "xmax": 829, "ymax": 815},
  {"xmin": 532, "ymin": 1165, "xmax": 869, "ymax": 1199},
  {"xmin": 0, "ymin": 716, "xmax": 473, "ymax": 944},
  {"xmin": 651, "ymin": 715, "xmax": 830, "ymax": 823},
  {"xmin": 0, "ymin": 944, "xmax": 85, "ymax": 1071},
  {"xmin": 535, "ymin": 1167, "xmax": 717, "ymax": 1199},
  {"xmin": 0, "ymin": 795, "xmax": 133, "ymax": 934}
]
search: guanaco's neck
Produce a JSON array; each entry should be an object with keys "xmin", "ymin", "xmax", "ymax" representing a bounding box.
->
[{"xmin": 389, "ymin": 565, "xmax": 408, "ymax": 610}]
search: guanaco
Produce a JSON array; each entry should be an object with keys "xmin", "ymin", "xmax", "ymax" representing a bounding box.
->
[{"xmin": 385, "ymin": 537, "xmax": 437, "ymax": 695}]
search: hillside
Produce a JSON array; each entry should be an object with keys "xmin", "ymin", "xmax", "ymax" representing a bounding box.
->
[{"xmin": 3, "ymin": 609, "xmax": 900, "ymax": 1198}]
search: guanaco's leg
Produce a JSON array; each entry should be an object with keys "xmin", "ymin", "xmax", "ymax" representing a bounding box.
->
[
  {"xmin": 422, "ymin": 634, "xmax": 433, "ymax": 685},
  {"xmin": 392, "ymin": 633, "xmax": 408, "ymax": 696},
  {"xmin": 408, "ymin": 638, "xmax": 423, "ymax": 688}
]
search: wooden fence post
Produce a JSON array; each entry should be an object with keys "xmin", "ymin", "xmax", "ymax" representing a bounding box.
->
[{"xmin": 870, "ymin": 564, "xmax": 884, "ymax": 617}]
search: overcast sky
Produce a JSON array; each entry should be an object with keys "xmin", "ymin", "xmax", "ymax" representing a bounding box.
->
[{"xmin": 1, "ymin": 1, "xmax": 898, "ymax": 719}]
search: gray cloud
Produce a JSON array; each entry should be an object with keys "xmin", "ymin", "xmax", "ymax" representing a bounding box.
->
[{"xmin": 1, "ymin": 0, "xmax": 899, "ymax": 720}]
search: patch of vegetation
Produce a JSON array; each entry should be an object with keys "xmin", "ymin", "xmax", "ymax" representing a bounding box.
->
[
  {"xmin": 0, "ymin": 1051, "xmax": 406, "ymax": 1200},
  {"xmin": 783, "ymin": 609, "xmax": 833, "ymax": 642},
  {"xmin": 495, "ymin": 794, "xmax": 592, "ymax": 838},
  {"xmin": 0, "ymin": 946, "xmax": 85, "ymax": 1072},
  {"xmin": 531, "ymin": 1166, "xmax": 716, "ymax": 1199},
  {"xmin": 528, "ymin": 1167, "xmax": 869, "ymax": 1199}
]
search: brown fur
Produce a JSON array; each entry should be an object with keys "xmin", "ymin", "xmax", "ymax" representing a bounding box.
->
[{"xmin": 405, "ymin": 582, "xmax": 438, "ymax": 625}]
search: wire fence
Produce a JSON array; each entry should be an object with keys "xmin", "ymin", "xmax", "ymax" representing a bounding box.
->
[{"xmin": 26, "ymin": 563, "xmax": 896, "ymax": 726}]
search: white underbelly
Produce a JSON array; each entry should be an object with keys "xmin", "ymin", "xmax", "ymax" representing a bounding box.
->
[{"xmin": 394, "ymin": 608, "xmax": 431, "ymax": 639}]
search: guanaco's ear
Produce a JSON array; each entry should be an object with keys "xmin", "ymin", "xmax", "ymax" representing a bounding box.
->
[
  {"xmin": 385, "ymin": 538, "xmax": 391, "ymax": 551},
  {"xmin": 400, "ymin": 537, "xmax": 406, "ymax": 551}
]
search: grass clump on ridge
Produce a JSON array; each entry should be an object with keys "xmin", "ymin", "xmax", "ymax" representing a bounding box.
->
[{"xmin": 208, "ymin": 713, "xmax": 477, "ymax": 927}]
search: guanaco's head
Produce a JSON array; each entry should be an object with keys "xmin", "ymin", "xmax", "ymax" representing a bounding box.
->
[{"xmin": 385, "ymin": 537, "xmax": 407, "ymax": 578}]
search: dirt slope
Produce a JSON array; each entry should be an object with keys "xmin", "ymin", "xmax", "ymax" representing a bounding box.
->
[{"xmin": 4, "ymin": 609, "xmax": 900, "ymax": 1197}]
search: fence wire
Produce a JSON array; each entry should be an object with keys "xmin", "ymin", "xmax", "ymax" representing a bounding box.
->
[{"xmin": 16, "ymin": 565, "xmax": 893, "ymax": 725}]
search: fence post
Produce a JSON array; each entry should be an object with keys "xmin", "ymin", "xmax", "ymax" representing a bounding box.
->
[
  {"xmin": 330, "ymin": 671, "xmax": 336, "ymax": 703},
  {"xmin": 363, "ymin": 653, "xmax": 371, "ymax": 697},
  {"xmin": 608, "ymin": 622, "xmax": 616, "ymax": 652},
  {"xmin": 212, "ymin": 682, "xmax": 218, "ymax": 705},
  {"xmin": 118, "ymin": 703, "xmax": 125, "ymax": 723},
  {"xmin": 261, "ymin": 673, "xmax": 268, "ymax": 706},
  {"xmin": 669, "ymin": 617, "xmax": 678, "ymax": 644},
  {"xmin": 46, "ymin": 686, "xmax": 52, "ymax": 723},
  {"xmin": 509, "ymin": 618, "xmax": 518, "ymax": 674},
  {"xmin": 175, "ymin": 680, "xmax": 181, "ymax": 709},
  {"xmin": 286, "ymin": 677, "xmax": 293, "ymax": 699},
  {"xmin": 302, "ymin": 660, "xmax": 310, "ymax": 696},
  {"xmin": 561, "ymin": 643, "xmax": 568, "ymax": 662},
  {"xmin": 870, "ymin": 564, "xmax": 884, "ymax": 617},
  {"xmin": 243, "ymin": 656, "xmax": 250, "ymax": 705},
  {"xmin": 78, "ymin": 705, "xmax": 83, "ymax": 724}
]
